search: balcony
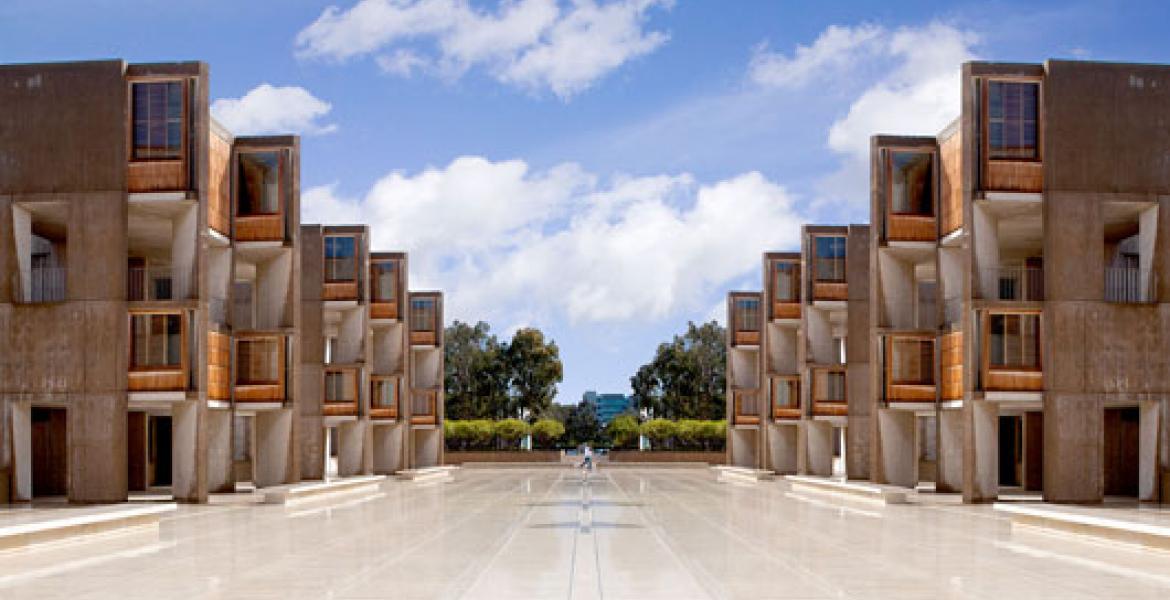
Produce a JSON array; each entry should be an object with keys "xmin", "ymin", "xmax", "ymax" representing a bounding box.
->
[
  {"xmin": 1105, "ymin": 267, "xmax": 1157, "ymax": 304},
  {"xmin": 234, "ymin": 149, "xmax": 289, "ymax": 242},
  {"xmin": 127, "ymin": 266, "xmax": 180, "ymax": 301},
  {"xmin": 981, "ymin": 311, "xmax": 1043, "ymax": 393},
  {"xmin": 410, "ymin": 296, "xmax": 441, "ymax": 346},
  {"xmin": 370, "ymin": 259, "xmax": 402, "ymax": 320},
  {"xmin": 411, "ymin": 388, "xmax": 438, "ymax": 425},
  {"xmin": 983, "ymin": 266, "xmax": 1044, "ymax": 302},
  {"xmin": 323, "ymin": 366, "xmax": 360, "ymax": 417},
  {"xmin": 885, "ymin": 149, "xmax": 936, "ymax": 243},
  {"xmin": 732, "ymin": 388, "xmax": 761, "ymax": 425},
  {"xmin": 770, "ymin": 261, "xmax": 801, "ymax": 320},
  {"xmin": 128, "ymin": 311, "xmax": 187, "ymax": 393},
  {"xmin": 812, "ymin": 235, "xmax": 847, "ymax": 302},
  {"xmin": 884, "ymin": 336, "xmax": 936, "ymax": 403},
  {"xmin": 370, "ymin": 376, "xmax": 400, "ymax": 420},
  {"xmin": 12, "ymin": 266, "xmax": 66, "ymax": 304},
  {"xmin": 730, "ymin": 295, "xmax": 761, "ymax": 346},
  {"xmin": 770, "ymin": 376, "xmax": 801, "ymax": 420},
  {"xmin": 128, "ymin": 79, "xmax": 191, "ymax": 194},
  {"xmin": 234, "ymin": 334, "xmax": 288, "ymax": 403},
  {"xmin": 811, "ymin": 367, "xmax": 847, "ymax": 417}
]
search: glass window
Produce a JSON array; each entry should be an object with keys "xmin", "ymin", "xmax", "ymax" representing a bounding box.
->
[
  {"xmin": 773, "ymin": 379, "xmax": 798, "ymax": 409},
  {"xmin": 236, "ymin": 339, "xmax": 280, "ymax": 385},
  {"xmin": 373, "ymin": 261, "xmax": 397, "ymax": 302},
  {"xmin": 734, "ymin": 298, "xmax": 760, "ymax": 331},
  {"xmin": 774, "ymin": 262, "xmax": 799, "ymax": 302},
  {"xmin": 372, "ymin": 379, "xmax": 398, "ymax": 409},
  {"xmin": 411, "ymin": 298, "xmax": 436, "ymax": 332},
  {"xmin": 131, "ymin": 313, "xmax": 182, "ymax": 369},
  {"xmin": 132, "ymin": 81, "xmax": 183, "ymax": 160},
  {"xmin": 815, "ymin": 370, "xmax": 846, "ymax": 402},
  {"xmin": 988, "ymin": 81, "xmax": 1039, "ymax": 160},
  {"xmin": 237, "ymin": 152, "xmax": 281, "ymax": 215},
  {"xmin": 324, "ymin": 236, "xmax": 356, "ymax": 282},
  {"xmin": 890, "ymin": 151, "xmax": 933, "ymax": 215},
  {"xmin": 325, "ymin": 370, "xmax": 356, "ymax": 403},
  {"xmin": 892, "ymin": 339, "xmax": 934, "ymax": 385},
  {"xmin": 815, "ymin": 236, "xmax": 847, "ymax": 282},
  {"xmin": 989, "ymin": 313, "xmax": 1040, "ymax": 369}
]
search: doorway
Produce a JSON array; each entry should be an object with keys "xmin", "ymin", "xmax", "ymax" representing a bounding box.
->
[
  {"xmin": 31, "ymin": 407, "xmax": 68, "ymax": 497},
  {"xmin": 149, "ymin": 415, "xmax": 173, "ymax": 487},
  {"xmin": 1104, "ymin": 407, "xmax": 1140, "ymax": 497},
  {"xmin": 998, "ymin": 415, "xmax": 1023, "ymax": 487}
]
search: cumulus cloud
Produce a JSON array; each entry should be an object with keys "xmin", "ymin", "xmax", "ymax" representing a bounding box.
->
[
  {"xmin": 211, "ymin": 84, "xmax": 337, "ymax": 135},
  {"xmin": 748, "ymin": 24, "xmax": 883, "ymax": 89},
  {"xmin": 303, "ymin": 156, "xmax": 804, "ymax": 327},
  {"xmin": 295, "ymin": 0, "xmax": 672, "ymax": 99}
]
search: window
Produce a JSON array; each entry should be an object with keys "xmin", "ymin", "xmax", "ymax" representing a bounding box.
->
[
  {"xmin": 237, "ymin": 152, "xmax": 281, "ymax": 216},
  {"xmin": 773, "ymin": 379, "xmax": 798, "ymax": 409},
  {"xmin": 324, "ymin": 236, "xmax": 356, "ymax": 282},
  {"xmin": 372, "ymin": 261, "xmax": 397, "ymax": 302},
  {"xmin": 372, "ymin": 379, "xmax": 398, "ymax": 409},
  {"xmin": 237, "ymin": 339, "xmax": 280, "ymax": 385},
  {"xmin": 132, "ymin": 81, "xmax": 183, "ymax": 160},
  {"xmin": 988, "ymin": 313, "xmax": 1040, "ymax": 369},
  {"xmin": 814, "ymin": 236, "xmax": 846, "ymax": 282},
  {"xmin": 131, "ymin": 313, "xmax": 182, "ymax": 369},
  {"xmin": 815, "ymin": 370, "xmax": 846, "ymax": 402},
  {"xmin": 325, "ymin": 370, "xmax": 356, "ymax": 403},
  {"xmin": 890, "ymin": 151, "xmax": 933, "ymax": 216},
  {"xmin": 734, "ymin": 298, "xmax": 760, "ymax": 332},
  {"xmin": 774, "ymin": 262, "xmax": 799, "ymax": 302},
  {"xmin": 988, "ymin": 81, "xmax": 1040, "ymax": 160},
  {"xmin": 891, "ymin": 339, "xmax": 934, "ymax": 385},
  {"xmin": 411, "ymin": 298, "xmax": 436, "ymax": 332}
]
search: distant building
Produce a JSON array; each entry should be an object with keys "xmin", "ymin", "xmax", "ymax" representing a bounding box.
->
[{"xmin": 582, "ymin": 391, "xmax": 632, "ymax": 426}]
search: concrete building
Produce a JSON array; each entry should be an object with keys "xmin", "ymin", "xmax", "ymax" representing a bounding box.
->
[
  {"xmin": 407, "ymin": 290, "xmax": 445, "ymax": 468},
  {"xmin": 871, "ymin": 60, "xmax": 1170, "ymax": 504}
]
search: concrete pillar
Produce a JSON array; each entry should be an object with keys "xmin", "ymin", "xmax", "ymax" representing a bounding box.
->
[
  {"xmin": 69, "ymin": 394, "xmax": 127, "ymax": 503},
  {"xmin": 965, "ymin": 400, "xmax": 998, "ymax": 503},
  {"xmin": 171, "ymin": 401, "xmax": 203, "ymax": 502},
  {"xmin": 338, "ymin": 307, "xmax": 364, "ymax": 364},
  {"xmin": 12, "ymin": 205, "xmax": 31, "ymax": 302},
  {"xmin": 877, "ymin": 409, "xmax": 916, "ymax": 488},
  {"xmin": 300, "ymin": 416, "xmax": 326, "ymax": 480},
  {"xmin": 846, "ymin": 415, "xmax": 870, "ymax": 480},
  {"xmin": 768, "ymin": 423, "xmax": 799, "ymax": 474},
  {"xmin": 413, "ymin": 427, "xmax": 442, "ymax": 469},
  {"xmin": 1043, "ymin": 394, "xmax": 1103, "ymax": 503},
  {"xmin": 254, "ymin": 409, "xmax": 292, "ymax": 488},
  {"xmin": 171, "ymin": 204, "xmax": 197, "ymax": 300},
  {"xmin": 805, "ymin": 420, "xmax": 833, "ymax": 477},
  {"xmin": 372, "ymin": 423, "xmax": 405, "ymax": 474},
  {"xmin": 1139, "ymin": 399, "xmax": 1161, "ymax": 502},
  {"xmin": 206, "ymin": 408, "xmax": 233, "ymax": 493},
  {"xmin": 937, "ymin": 409, "xmax": 963, "ymax": 493},
  {"xmin": 338, "ymin": 420, "xmax": 366, "ymax": 477},
  {"xmin": 10, "ymin": 399, "xmax": 31, "ymax": 502},
  {"xmin": 256, "ymin": 250, "xmax": 292, "ymax": 329},
  {"xmin": 728, "ymin": 428, "xmax": 757, "ymax": 468}
]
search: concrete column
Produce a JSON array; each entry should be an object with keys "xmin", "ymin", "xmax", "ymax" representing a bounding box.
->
[
  {"xmin": 877, "ymin": 409, "xmax": 916, "ymax": 488},
  {"xmin": 10, "ymin": 399, "xmax": 31, "ymax": 502},
  {"xmin": 206, "ymin": 408, "xmax": 233, "ymax": 493},
  {"xmin": 12, "ymin": 205, "xmax": 30, "ymax": 302},
  {"xmin": 768, "ymin": 423, "xmax": 799, "ymax": 474},
  {"xmin": 728, "ymin": 428, "xmax": 757, "ymax": 469},
  {"xmin": 171, "ymin": 204, "xmax": 197, "ymax": 300},
  {"xmin": 1043, "ymin": 393, "xmax": 1103, "ymax": 503},
  {"xmin": 805, "ymin": 420, "xmax": 833, "ymax": 477},
  {"xmin": 171, "ymin": 401, "xmax": 203, "ymax": 502},
  {"xmin": 1139, "ymin": 399, "xmax": 1161, "ymax": 502},
  {"xmin": 413, "ymin": 428, "xmax": 442, "ymax": 469},
  {"xmin": 254, "ymin": 409, "xmax": 292, "ymax": 488},
  {"xmin": 338, "ymin": 420, "xmax": 366, "ymax": 477},
  {"xmin": 69, "ymin": 394, "xmax": 127, "ymax": 503},
  {"xmin": 964, "ymin": 400, "xmax": 998, "ymax": 503},
  {"xmin": 937, "ymin": 409, "xmax": 963, "ymax": 493},
  {"xmin": 372, "ymin": 423, "xmax": 404, "ymax": 474},
  {"xmin": 846, "ymin": 415, "xmax": 870, "ymax": 480}
]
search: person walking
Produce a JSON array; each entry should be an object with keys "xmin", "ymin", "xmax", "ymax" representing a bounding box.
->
[{"xmin": 580, "ymin": 444, "xmax": 594, "ymax": 472}]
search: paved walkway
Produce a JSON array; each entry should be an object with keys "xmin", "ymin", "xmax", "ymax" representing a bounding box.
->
[{"xmin": 2, "ymin": 468, "xmax": 1170, "ymax": 599}]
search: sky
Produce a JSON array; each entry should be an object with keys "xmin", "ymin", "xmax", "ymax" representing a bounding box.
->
[{"xmin": 4, "ymin": 0, "xmax": 1170, "ymax": 405}]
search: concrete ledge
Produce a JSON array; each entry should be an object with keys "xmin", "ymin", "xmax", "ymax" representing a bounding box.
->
[
  {"xmin": 263, "ymin": 475, "xmax": 386, "ymax": 506},
  {"xmin": 994, "ymin": 503, "xmax": 1170, "ymax": 552},
  {"xmin": 208, "ymin": 491, "xmax": 265, "ymax": 505},
  {"xmin": 0, "ymin": 503, "xmax": 176, "ymax": 552},
  {"xmin": 459, "ymin": 462, "xmax": 570, "ymax": 469},
  {"xmin": 605, "ymin": 462, "xmax": 710, "ymax": 469},
  {"xmin": 397, "ymin": 466, "xmax": 458, "ymax": 484},
  {"xmin": 712, "ymin": 466, "xmax": 775, "ymax": 484},
  {"xmin": 785, "ymin": 475, "xmax": 908, "ymax": 505}
]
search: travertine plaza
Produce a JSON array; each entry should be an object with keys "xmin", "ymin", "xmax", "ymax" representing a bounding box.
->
[{"xmin": 4, "ymin": 51, "xmax": 1170, "ymax": 600}]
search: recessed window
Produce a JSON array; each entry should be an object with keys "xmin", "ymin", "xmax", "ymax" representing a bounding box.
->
[
  {"xmin": 814, "ymin": 236, "xmax": 847, "ymax": 282},
  {"xmin": 892, "ymin": 339, "xmax": 934, "ymax": 385},
  {"xmin": 132, "ymin": 81, "xmax": 183, "ymax": 160},
  {"xmin": 773, "ymin": 379, "xmax": 799, "ymax": 409},
  {"xmin": 815, "ymin": 370, "xmax": 846, "ymax": 402},
  {"xmin": 989, "ymin": 313, "xmax": 1040, "ymax": 369},
  {"xmin": 324, "ymin": 236, "xmax": 356, "ymax": 282},
  {"xmin": 237, "ymin": 339, "xmax": 280, "ymax": 385},
  {"xmin": 988, "ymin": 81, "xmax": 1039, "ymax": 160},
  {"xmin": 131, "ymin": 313, "xmax": 182, "ymax": 369},
  {"xmin": 372, "ymin": 379, "xmax": 398, "ymax": 409},
  {"xmin": 372, "ymin": 261, "xmax": 397, "ymax": 302},
  {"xmin": 890, "ymin": 151, "xmax": 933, "ymax": 216},
  {"xmin": 734, "ymin": 298, "xmax": 760, "ymax": 331},
  {"xmin": 774, "ymin": 262, "xmax": 799, "ymax": 302},
  {"xmin": 325, "ymin": 370, "xmax": 356, "ymax": 403},
  {"xmin": 238, "ymin": 152, "xmax": 282, "ymax": 216},
  {"xmin": 411, "ymin": 298, "xmax": 436, "ymax": 332}
]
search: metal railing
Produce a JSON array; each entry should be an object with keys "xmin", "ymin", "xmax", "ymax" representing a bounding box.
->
[
  {"xmin": 13, "ymin": 266, "xmax": 66, "ymax": 303},
  {"xmin": 983, "ymin": 266, "xmax": 1044, "ymax": 301},
  {"xmin": 1105, "ymin": 267, "xmax": 1157, "ymax": 303},
  {"xmin": 127, "ymin": 266, "xmax": 174, "ymax": 301}
]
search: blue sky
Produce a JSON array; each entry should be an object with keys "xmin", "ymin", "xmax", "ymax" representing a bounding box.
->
[{"xmin": 4, "ymin": 0, "xmax": 1170, "ymax": 405}]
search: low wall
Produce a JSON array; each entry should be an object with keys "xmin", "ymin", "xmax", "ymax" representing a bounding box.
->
[
  {"xmin": 444, "ymin": 450, "xmax": 561, "ymax": 464},
  {"xmin": 608, "ymin": 450, "xmax": 725, "ymax": 464}
]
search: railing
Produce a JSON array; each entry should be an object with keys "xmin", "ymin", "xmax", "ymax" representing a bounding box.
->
[
  {"xmin": 411, "ymin": 389, "xmax": 438, "ymax": 424},
  {"xmin": 13, "ymin": 266, "xmax": 66, "ymax": 303},
  {"xmin": 983, "ymin": 266, "xmax": 1043, "ymax": 301},
  {"xmin": 128, "ymin": 266, "xmax": 174, "ymax": 301},
  {"xmin": 1105, "ymin": 267, "xmax": 1157, "ymax": 304}
]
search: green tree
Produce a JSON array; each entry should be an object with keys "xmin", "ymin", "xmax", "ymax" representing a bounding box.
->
[
  {"xmin": 531, "ymin": 418, "xmax": 566, "ymax": 449},
  {"xmin": 467, "ymin": 420, "xmax": 495, "ymax": 449},
  {"xmin": 606, "ymin": 414, "xmax": 641, "ymax": 449},
  {"xmin": 630, "ymin": 321, "xmax": 726, "ymax": 420},
  {"xmin": 640, "ymin": 418, "xmax": 678, "ymax": 449},
  {"xmin": 564, "ymin": 398, "xmax": 601, "ymax": 446},
  {"xmin": 493, "ymin": 418, "xmax": 530, "ymax": 449},
  {"xmin": 505, "ymin": 328, "xmax": 564, "ymax": 420},
  {"xmin": 444, "ymin": 321, "xmax": 510, "ymax": 419}
]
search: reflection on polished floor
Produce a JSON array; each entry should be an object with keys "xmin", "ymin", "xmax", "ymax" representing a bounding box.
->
[{"xmin": 3, "ymin": 467, "xmax": 1170, "ymax": 599}]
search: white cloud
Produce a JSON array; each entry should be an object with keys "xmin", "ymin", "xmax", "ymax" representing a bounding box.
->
[
  {"xmin": 303, "ymin": 156, "xmax": 804, "ymax": 326},
  {"xmin": 748, "ymin": 24, "xmax": 883, "ymax": 89},
  {"xmin": 295, "ymin": 0, "xmax": 672, "ymax": 99},
  {"xmin": 211, "ymin": 84, "xmax": 337, "ymax": 136}
]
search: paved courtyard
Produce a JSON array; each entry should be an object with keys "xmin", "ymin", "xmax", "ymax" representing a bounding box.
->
[{"xmin": 2, "ymin": 467, "xmax": 1170, "ymax": 599}]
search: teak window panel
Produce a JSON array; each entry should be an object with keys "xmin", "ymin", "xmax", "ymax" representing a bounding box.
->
[
  {"xmin": 771, "ymin": 377, "xmax": 801, "ymax": 420},
  {"xmin": 131, "ymin": 81, "xmax": 184, "ymax": 161},
  {"xmin": 236, "ymin": 338, "xmax": 282, "ymax": 386},
  {"xmin": 890, "ymin": 338, "xmax": 935, "ymax": 385},
  {"xmin": 324, "ymin": 369, "xmax": 359, "ymax": 404},
  {"xmin": 324, "ymin": 235, "xmax": 358, "ymax": 282},
  {"xmin": 237, "ymin": 151, "xmax": 283, "ymax": 216},
  {"xmin": 370, "ymin": 377, "xmax": 400, "ymax": 419},
  {"xmin": 772, "ymin": 262, "xmax": 800, "ymax": 303},
  {"xmin": 813, "ymin": 236, "xmax": 847, "ymax": 283},
  {"xmin": 130, "ymin": 313, "xmax": 183, "ymax": 370},
  {"xmin": 812, "ymin": 369, "xmax": 847, "ymax": 404},
  {"xmin": 889, "ymin": 151, "xmax": 934, "ymax": 217},
  {"xmin": 987, "ymin": 313, "xmax": 1041, "ymax": 370},
  {"xmin": 987, "ymin": 81, "xmax": 1040, "ymax": 161}
]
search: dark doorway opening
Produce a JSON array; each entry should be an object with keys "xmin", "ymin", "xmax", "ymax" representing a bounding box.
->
[
  {"xmin": 31, "ymin": 407, "xmax": 67, "ymax": 497},
  {"xmin": 150, "ymin": 415, "xmax": 173, "ymax": 487},
  {"xmin": 998, "ymin": 415, "xmax": 1022, "ymax": 487},
  {"xmin": 1104, "ymin": 407, "xmax": 1140, "ymax": 497},
  {"xmin": 128, "ymin": 411, "xmax": 147, "ymax": 491}
]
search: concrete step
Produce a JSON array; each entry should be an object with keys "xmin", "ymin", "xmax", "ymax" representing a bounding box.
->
[
  {"xmin": 994, "ymin": 502, "xmax": 1170, "ymax": 552},
  {"xmin": 397, "ymin": 466, "xmax": 458, "ymax": 484},
  {"xmin": 784, "ymin": 475, "xmax": 908, "ymax": 505},
  {"xmin": 712, "ymin": 466, "xmax": 775, "ymax": 484},
  {"xmin": 262, "ymin": 475, "xmax": 386, "ymax": 506},
  {"xmin": 0, "ymin": 503, "xmax": 176, "ymax": 552}
]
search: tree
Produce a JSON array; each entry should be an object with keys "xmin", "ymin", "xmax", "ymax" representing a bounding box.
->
[
  {"xmin": 606, "ymin": 414, "xmax": 640, "ymax": 449},
  {"xmin": 531, "ymin": 419, "xmax": 566, "ymax": 449},
  {"xmin": 564, "ymin": 398, "xmax": 601, "ymax": 446},
  {"xmin": 630, "ymin": 321, "xmax": 727, "ymax": 420},
  {"xmin": 444, "ymin": 321, "xmax": 510, "ymax": 419},
  {"xmin": 505, "ymin": 328, "xmax": 564, "ymax": 419},
  {"xmin": 641, "ymin": 419, "xmax": 678, "ymax": 449},
  {"xmin": 493, "ymin": 418, "xmax": 530, "ymax": 449}
]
